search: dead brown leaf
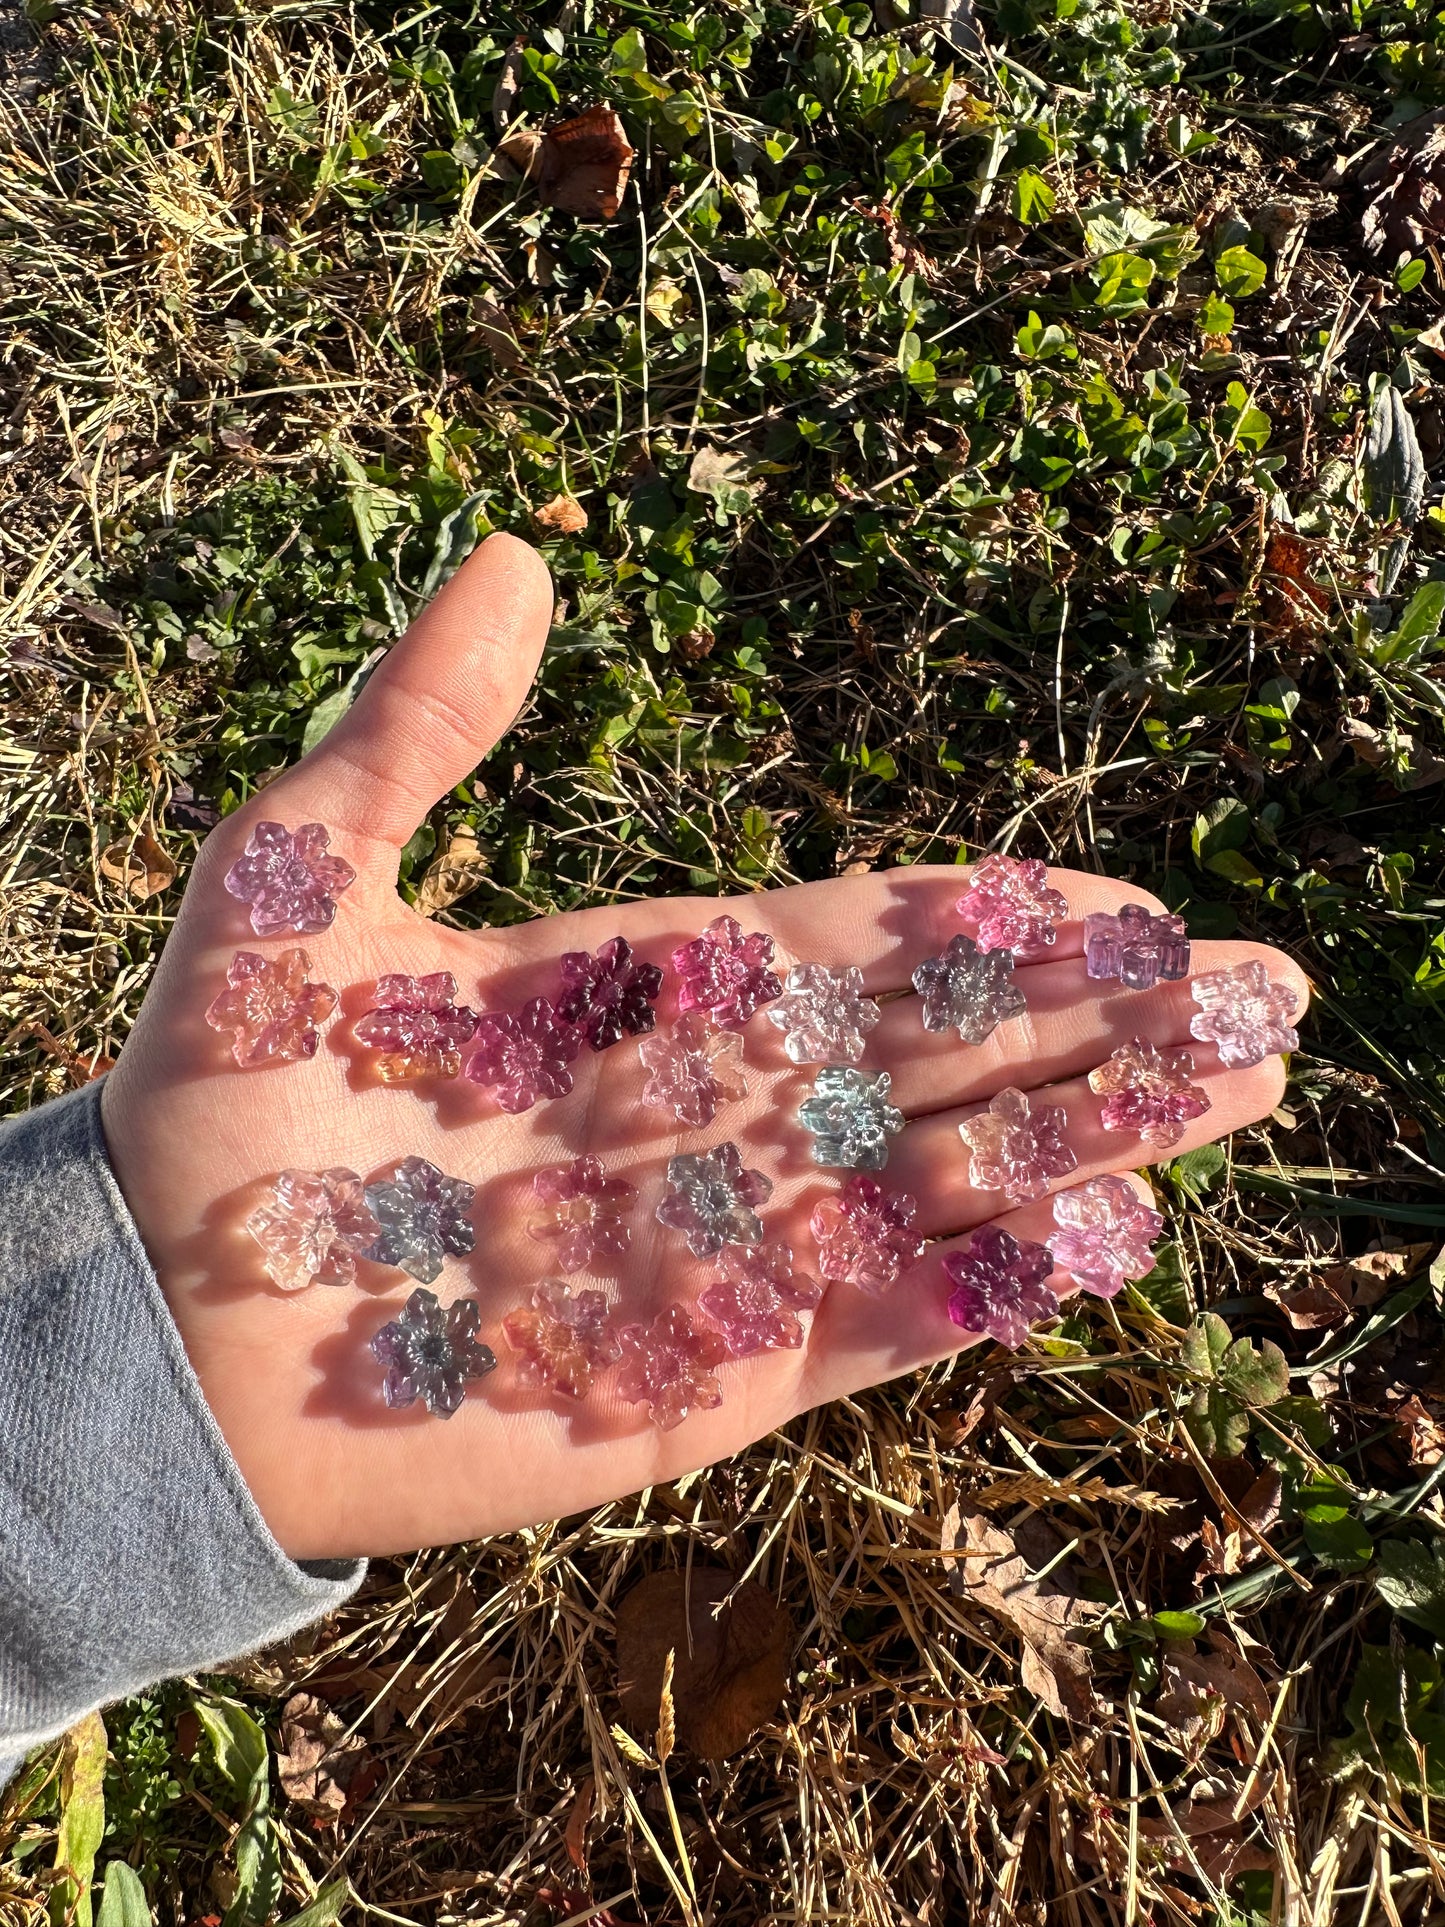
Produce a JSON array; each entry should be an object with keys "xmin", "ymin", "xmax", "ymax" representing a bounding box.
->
[
  {"xmin": 1396, "ymin": 1392, "xmax": 1445, "ymax": 1466},
  {"xmin": 615, "ymin": 1568, "xmax": 793, "ymax": 1760},
  {"xmin": 945, "ymin": 1510, "xmax": 1097, "ymax": 1720},
  {"xmin": 277, "ymin": 1692, "xmax": 368, "ymax": 1816},
  {"xmin": 503, "ymin": 104, "xmax": 634, "ymax": 221},
  {"xmin": 533, "ymin": 492, "xmax": 589, "ymax": 536},
  {"xmin": 99, "ymin": 828, "xmax": 176, "ymax": 901},
  {"xmin": 1155, "ymin": 1637, "xmax": 1273, "ymax": 1754},
  {"xmin": 1264, "ymin": 1277, "xmax": 1350, "ymax": 1330},
  {"xmin": 1359, "ymin": 110, "xmax": 1445, "ymax": 256},
  {"xmin": 413, "ymin": 824, "xmax": 490, "ymax": 917},
  {"xmin": 1319, "ymin": 1244, "xmax": 1435, "ymax": 1309}
]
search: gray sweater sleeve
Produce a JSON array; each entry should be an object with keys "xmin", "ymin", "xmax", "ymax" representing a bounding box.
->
[{"xmin": 0, "ymin": 1083, "xmax": 365, "ymax": 1789}]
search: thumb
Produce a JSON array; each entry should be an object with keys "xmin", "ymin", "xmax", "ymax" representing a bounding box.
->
[{"xmin": 265, "ymin": 532, "xmax": 553, "ymax": 850}]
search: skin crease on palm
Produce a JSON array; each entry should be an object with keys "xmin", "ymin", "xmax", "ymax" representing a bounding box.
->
[{"xmin": 100, "ymin": 534, "xmax": 1311, "ymax": 1563}]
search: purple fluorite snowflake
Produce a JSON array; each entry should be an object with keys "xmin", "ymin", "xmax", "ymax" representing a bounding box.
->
[
  {"xmin": 363, "ymin": 1156, "xmax": 476, "ymax": 1285},
  {"xmin": 638, "ymin": 1012, "xmax": 749, "ymax": 1128},
  {"xmin": 1048, "ymin": 1176, "xmax": 1163, "ymax": 1300},
  {"xmin": 223, "ymin": 820, "xmax": 356, "ymax": 937},
  {"xmin": 1189, "ymin": 961, "xmax": 1300, "ymax": 1068},
  {"xmin": 245, "ymin": 1168, "xmax": 380, "ymax": 1291},
  {"xmin": 1089, "ymin": 1037, "xmax": 1210, "ymax": 1149},
  {"xmin": 764, "ymin": 963, "xmax": 880, "ymax": 1065},
  {"xmin": 955, "ymin": 854, "xmax": 1067, "ymax": 956},
  {"xmin": 465, "ymin": 997, "xmax": 582, "ymax": 1112},
  {"xmin": 912, "ymin": 934, "xmax": 1026, "ymax": 1043},
  {"xmin": 700, "ymin": 1244, "xmax": 822, "ymax": 1356},
  {"xmin": 655, "ymin": 1142, "xmax": 773, "ymax": 1258},
  {"xmin": 205, "ymin": 949, "xmax": 338, "ymax": 1067},
  {"xmin": 557, "ymin": 936, "xmax": 664, "ymax": 1051},
  {"xmin": 502, "ymin": 1282, "xmax": 620, "ymax": 1400},
  {"xmin": 810, "ymin": 1174, "xmax": 926, "ymax": 1297},
  {"xmin": 528, "ymin": 1156, "xmax": 636, "ymax": 1272},
  {"xmin": 943, "ymin": 1226, "xmax": 1059, "ymax": 1348},
  {"xmin": 672, "ymin": 914, "xmax": 782, "ymax": 1030},
  {"xmin": 615, "ymin": 1305, "xmax": 729, "ymax": 1430},
  {"xmin": 1083, "ymin": 903, "xmax": 1190, "ymax": 989},
  {"xmin": 370, "ymin": 1288, "xmax": 496, "ymax": 1418},
  {"xmin": 354, "ymin": 971, "xmax": 479, "ymax": 1082},
  {"xmin": 958, "ymin": 1086, "xmax": 1078, "ymax": 1205}
]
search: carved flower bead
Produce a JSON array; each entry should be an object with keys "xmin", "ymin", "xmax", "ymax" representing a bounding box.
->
[
  {"xmin": 798, "ymin": 1068, "xmax": 905, "ymax": 1171},
  {"xmin": 223, "ymin": 820, "xmax": 355, "ymax": 937},
  {"xmin": 370, "ymin": 1288, "xmax": 496, "ymax": 1418},
  {"xmin": 1089, "ymin": 1038, "xmax": 1210, "ymax": 1149},
  {"xmin": 245, "ymin": 1168, "xmax": 380, "ymax": 1291},
  {"xmin": 637, "ymin": 1012, "xmax": 748, "ymax": 1128},
  {"xmin": 615, "ymin": 1306, "xmax": 729, "ymax": 1431},
  {"xmin": 1189, "ymin": 961, "xmax": 1300, "ymax": 1068},
  {"xmin": 913, "ymin": 934, "xmax": 1026, "ymax": 1043},
  {"xmin": 700, "ymin": 1244, "xmax": 822, "ymax": 1357},
  {"xmin": 363, "ymin": 1156, "xmax": 476, "ymax": 1285},
  {"xmin": 810, "ymin": 1174, "xmax": 926, "ymax": 1297},
  {"xmin": 354, "ymin": 972, "xmax": 479, "ymax": 1082},
  {"xmin": 558, "ymin": 936, "xmax": 663, "ymax": 1051},
  {"xmin": 1083, "ymin": 903, "xmax": 1190, "ymax": 989},
  {"xmin": 205, "ymin": 949, "xmax": 338, "ymax": 1067},
  {"xmin": 943, "ymin": 1226, "xmax": 1059, "ymax": 1349},
  {"xmin": 465, "ymin": 997, "xmax": 582, "ymax": 1112},
  {"xmin": 958, "ymin": 1086, "xmax": 1077, "ymax": 1205},
  {"xmin": 528, "ymin": 1156, "xmax": 635, "ymax": 1272},
  {"xmin": 955, "ymin": 854, "xmax": 1067, "ymax": 956},
  {"xmin": 503, "ymin": 1282, "xmax": 620, "ymax": 1400},
  {"xmin": 672, "ymin": 914, "xmax": 782, "ymax": 1030},
  {"xmin": 1048, "ymin": 1176, "xmax": 1163, "ymax": 1300},
  {"xmin": 764, "ymin": 963, "xmax": 880, "ymax": 1065},
  {"xmin": 655, "ymin": 1142, "xmax": 773, "ymax": 1258}
]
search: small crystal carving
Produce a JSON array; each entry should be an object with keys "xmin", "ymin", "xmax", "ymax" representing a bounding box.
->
[
  {"xmin": 465, "ymin": 997, "xmax": 582, "ymax": 1112},
  {"xmin": 672, "ymin": 914, "xmax": 782, "ymax": 1030},
  {"xmin": 1189, "ymin": 961, "xmax": 1300, "ymax": 1068},
  {"xmin": 1089, "ymin": 1037, "xmax": 1210, "ymax": 1149},
  {"xmin": 502, "ymin": 1282, "xmax": 620, "ymax": 1400},
  {"xmin": 223, "ymin": 821, "xmax": 356, "ymax": 937},
  {"xmin": 1048, "ymin": 1176, "xmax": 1163, "ymax": 1300},
  {"xmin": 354, "ymin": 972, "xmax": 478, "ymax": 1082},
  {"xmin": 799, "ymin": 1068, "xmax": 905, "ymax": 1170},
  {"xmin": 558, "ymin": 936, "xmax": 664, "ymax": 1051},
  {"xmin": 245, "ymin": 1168, "xmax": 380, "ymax": 1291},
  {"xmin": 616, "ymin": 1305, "xmax": 729, "ymax": 1430},
  {"xmin": 943, "ymin": 1226, "xmax": 1059, "ymax": 1348},
  {"xmin": 363, "ymin": 1156, "xmax": 476, "ymax": 1285},
  {"xmin": 1083, "ymin": 904, "xmax": 1190, "ymax": 989},
  {"xmin": 810, "ymin": 1174, "xmax": 926, "ymax": 1297},
  {"xmin": 370, "ymin": 1288, "xmax": 496, "ymax": 1418},
  {"xmin": 638, "ymin": 1011, "xmax": 748, "ymax": 1128},
  {"xmin": 655, "ymin": 1142, "xmax": 773, "ymax": 1257},
  {"xmin": 912, "ymin": 934, "xmax": 1027, "ymax": 1042},
  {"xmin": 955, "ymin": 854, "xmax": 1067, "ymax": 956},
  {"xmin": 764, "ymin": 963, "xmax": 880, "ymax": 1065},
  {"xmin": 205, "ymin": 949, "xmax": 338, "ymax": 1067},
  {"xmin": 700, "ymin": 1244, "xmax": 822, "ymax": 1356},
  {"xmin": 528, "ymin": 1156, "xmax": 635, "ymax": 1272},
  {"xmin": 958, "ymin": 1086, "xmax": 1077, "ymax": 1204}
]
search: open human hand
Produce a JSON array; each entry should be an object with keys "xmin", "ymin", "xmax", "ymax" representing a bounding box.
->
[{"xmin": 101, "ymin": 535, "xmax": 1309, "ymax": 1562}]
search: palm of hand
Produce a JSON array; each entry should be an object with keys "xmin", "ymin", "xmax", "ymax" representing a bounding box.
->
[{"xmin": 100, "ymin": 539, "xmax": 1307, "ymax": 1560}]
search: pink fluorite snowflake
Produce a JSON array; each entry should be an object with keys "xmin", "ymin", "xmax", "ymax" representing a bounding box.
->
[
  {"xmin": 502, "ymin": 1282, "xmax": 621, "ymax": 1400},
  {"xmin": 354, "ymin": 972, "xmax": 478, "ymax": 1082},
  {"xmin": 672, "ymin": 914, "xmax": 782, "ymax": 1030},
  {"xmin": 528, "ymin": 1156, "xmax": 636, "ymax": 1272},
  {"xmin": 223, "ymin": 821, "xmax": 356, "ymax": 937},
  {"xmin": 958, "ymin": 1086, "xmax": 1077, "ymax": 1205},
  {"xmin": 245, "ymin": 1168, "xmax": 380, "ymax": 1291},
  {"xmin": 1048, "ymin": 1176, "xmax": 1163, "ymax": 1300},
  {"xmin": 558, "ymin": 936, "xmax": 664, "ymax": 1051},
  {"xmin": 943, "ymin": 1226, "xmax": 1059, "ymax": 1348},
  {"xmin": 955, "ymin": 854, "xmax": 1067, "ymax": 956},
  {"xmin": 638, "ymin": 1011, "xmax": 748, "ymax": 1128},
  {"xmin": 1089, "ymin": 1037, "xmax": 1210, "ymax": 1149},
  {"xmin": 1189, "ymin": 961, "xmax": 1300, "ymax": 1068},
  {"xmin": 700, "ymin": 1244, "xmax": 822, "ymax": 1356},
  {"xmin": 205, "ymin": 949, "xmax": 338, "ymax": 1067},
  {"xmin": 616, "ymin": 1305, "xmax": 729, "ymax": 1430},
  {"xmin": 465, "ymin": 997, "xmax": 582, "ymax": 1111},
  {"xmin": 1083, "ymin": 904, "xmax": 1190, "ymax": 989},
  {"xmin": 810, "ymin": 1175, "xmax": 926, "ymax": 1298}
]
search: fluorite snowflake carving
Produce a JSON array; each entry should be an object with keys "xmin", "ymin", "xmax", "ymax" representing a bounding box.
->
[
  {"xmin": 1089, "ymin": 1037, "xmax": 1210, "ymax": 1149},
  {"xmin": 615, "ymin": 1305, "xmax": 729, "ymax": 1430},
  {"xmin": 912, "ymin": 934, "xmax": 1027, "ymax": 1042},
  {"xmin": 223, "ymin": 820, "xmax": 356, "ymax": 937},
  {"xmin": 1048, "ymin": 1176, "xmax": 1163, "ymax": 1300},
  {"xmin": 637, "ymin": 1011, "xmax": 748, "ymax": 1128},
  {"xmin": 465, "ymin": 998, "xmax": 582, "ymax": 1111},
  {"xmin": 528, "ymin": 1156, "xmax": 635, "ymax": 1272},
  {"xmin": 958, "ymin": 1086, "xmax": 1077, "ymax": 1204},
  {"xmin": 354, "ymin": 972, "xmax": 478, "ymax": 1082},
  {"xmin": 502, "ymin": 1282, "xmax": 620, "ymax": 1400},
  {"xmin": 943, "ymin": 1226, "xmax": 1059, "ymax": 1349},
  {"xmin": 1083, "ymin": 904, "xmax": 1190, "ymax": 989},
  {"xmin": 799, "ymin": 1068, "xmax": 905, "ymax": 1171},
  {"xmin": 205, "ymin": 949, "xmax": 338, "ymax": 1067},
  {"xmin": 1189, "ymin": 961, "xmax": 1300, "ymax": 1068},
  {"xmin": 245, "ymin": 1168, "xmax": 380, "ymax": 1291},
  {"xmin": 370, "ymin": 1288, "xmax": 496, "ymax": 1418},
  {"xmin": 557, "ymin": 936, "xmax": 664, "ymax": 1051},
  {"xmin": 955, "ymin": 854, "xmax": 1067, "ymax": 956},
  {"xmin": 700, "ymin": 1244, "xmax": 823, "ymax": 1356},
  {"xmin": 672, "ymin": 914, "xmax": 782, "ymax": 1030},
  {"xmin": 655, "ymin": 1142, "xmax": 773, "ymax": 1257},
  {"xmin": 810, "ymin": 1174, "xmax": 926, "ymax": 1297},
  {"xmin": 363, "ymin": 1156, "xmax": 476, "ymax": 1285},
  {"xmin": 764, "ymin": 963, "xmax": 880, "ymax": 1065}
]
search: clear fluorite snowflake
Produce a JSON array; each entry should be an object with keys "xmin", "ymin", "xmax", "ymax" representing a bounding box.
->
[
  {"xmin": 764, "ymin": 963, "xmax": 880, "ymax": 1065},
  {"xmin": 671, "ymin": 914, "xmax": 782, "ymax": 1030},
  {"xmin": 363, "ymin": 1156, "xmax": 476, "ymax": 1285},
  {"xmin": 370, "ymin": 1288, "xmax": 496, "ymax": 1418},
  {"xmin": 1089, "ymin": 1037, "xmax": 1210, "ymax": 1149},
  {"xmin": 637, "ymin": 1011, "xmax": 749, "ymax": 1128},
  {"xmin": 810, "ymin": 1174, "xmax": 926, "ymax": 1297},
  {"xmin": 557, "ymin": 936, "xmax": 664, "ymax": 1051},
  {"xmin": 798, "ymin": 1068, "xmax": 905, "ymax": 1170},
  {"xmin": 223, "ymin": 820, "xmax": 356, "ymax": 937},
  {"xmin": 943, "ymin": 1226, "xmax": 1059, "ymax": 1349},
  {"xmin": 1189, "ymin": 961, "xmax": 1300, "ymax": 1068},
  {"xmin": 1083, "ymin": 904, "xmax": 1190, "ymax": 989},
  {"xmin": 354, "ymin": 972, "xmax": 478, "ymax": 1082},
  {"xmin": 205, "ymin": 949, "xmax": 338, "ymax": 1067},
  {"xmin": 615, "ymin": 1305, "xmax": 729, "ymax": 1430},
  {"xmin": 655, "ymin": 1142, "xmax": 773, "ymax": 1258},
  {"xmin": 502, "ymin": 1282, "xmax": 620, "ymax": 1400},
  {"xmin": 245, "ymin": 1168, "xmax": 380, "ymax": 1291},
  {"xmin": 528, "ymin": 1156, "xmax": 636, "ymax": 1272},
  {"xmin": 1047, "ymin": 1176, "xmax": 1163, "ymax": 1300},
  {"xmin": 957, "ymin": 1086, "xmax": 1077, "ymax": 1205},
  {"xmin": 912, "ymin": 934, "xmax": 1026, "ymax": 1043},
  {"xmin": 465, "ymin": 997, "xmax": 582, "ymax": 1111},
  {"xmin": 699, "ymin": 1244, "xmax": 822, "ymax": 1356},
  {"xmin": 955, "ymin": 854, "xmax": 1067, "ymax": 956}
]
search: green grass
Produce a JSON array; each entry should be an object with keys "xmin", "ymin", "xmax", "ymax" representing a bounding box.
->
[{"xmin": 5, "ymin": 0, "xmax": 1445, "ymax": 1920}]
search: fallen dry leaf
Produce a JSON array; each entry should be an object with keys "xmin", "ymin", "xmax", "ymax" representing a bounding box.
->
[
  {"xmin": 1155, "ymin": 1637, "xmax": 1273, "ymax": 1754},
  {"xmin": 944, "ymin": 1509, "xmax": 1097, "ymax": 1720},
  {"xmin": 1359, "ymin": 109, "xmax": 1445, "ymax": 256},
  {"xmin": 99, "ymin": 828, "xmax": 177, "ymax": 901},
  {"xmin": 533, "ymin": 492, "xmax": 589, "ymax": 536},
  {"xmin": 470, "ymin": 294, "xmax": 526, "ymax": 370},
  {"xmin": 1396, "ymin": 1393, "xmax": 1445, "ymax": 1467},
  {"xmin": 685, "ymin": 445, "xmax": 759, "ymax": 505},
  {"xmin": 501, "ymin": 104, "xmax": 633, "ymax": 221},
  {"xmin": 1319, "ymin": 1244, "xmax": 1435, "ymax": 1308},
  {"xmin": 413, "ymin": 824, "xmax": 490, "ymax": 917},
  {"xmin": 277, "ymin": 1691, "xmax": 369, "ymax": 1816},
  {"xmin": 1264, "ymin": 1277, "xmax": 1350, "ymax": 1330},
  {"xmin": 615, "ymin": 1567, "xmax": 793, "ymax": 1761}
]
